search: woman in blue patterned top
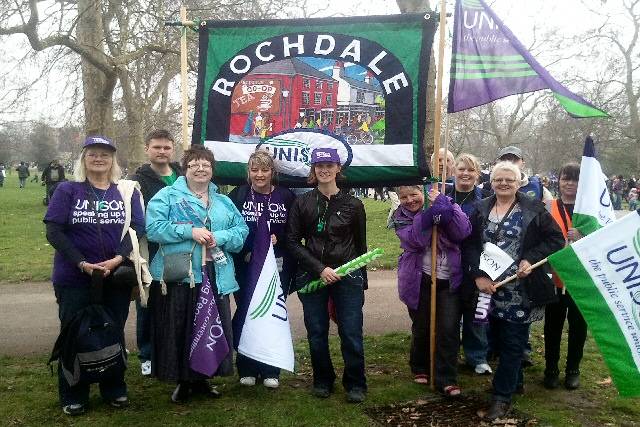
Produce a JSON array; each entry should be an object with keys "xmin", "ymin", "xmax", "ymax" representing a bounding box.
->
[{"xmin": 462, "ymin": 161, "xmax": 564, "ymax": 421}]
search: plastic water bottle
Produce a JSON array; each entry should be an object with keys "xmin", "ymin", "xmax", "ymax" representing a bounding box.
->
[{"xmin": 212, "ymin": 246, "xmax": 227, "ymax": 265}]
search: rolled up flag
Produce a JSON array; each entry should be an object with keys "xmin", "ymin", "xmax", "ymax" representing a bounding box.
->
[
  {"xmin": 189, "ymin": 245, "xmax": 230, "ymax": 377},
  {"xmin": 297, "ymin": 248, "xmax": 384, "ymax": 294}
]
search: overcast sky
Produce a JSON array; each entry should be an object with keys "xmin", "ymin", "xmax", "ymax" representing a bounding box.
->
[{"xmin": 0, "ymin": 0, "xmax": 610, "ymax": 125}]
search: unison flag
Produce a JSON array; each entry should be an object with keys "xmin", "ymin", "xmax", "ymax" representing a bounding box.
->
[
  {"xmin": 448, "ymin": 0, "xmax": 608, "ymax": 118},
  {"xmin": 235, "ymin": 213, "xmax": 294, "ymax": 372},
  {"xmin": 573, "ymin": 136, "xmax": 616, "ymax": 236},
  {"xmin": 193, "ymin": 14, "xmax": 437, "ymax": 187},
  {"xmin": 548, "ymin": 211, "xmax": 640, "ymax": 397}
]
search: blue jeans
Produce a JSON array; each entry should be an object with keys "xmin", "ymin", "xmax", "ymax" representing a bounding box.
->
[
  {"xmin": 135, "ymin": 299, "xmax": 151, "ymax": 362},
  {"xmin": 462, "ymin": 308, "xmax": 489, "ymax": 367},
  {"xmin": 54, "ymin": 283, "xmax": 131, "ymax": 406},
  {"xmin": 19, "ymin": 177, "xmax": 26, "ymax": 188},
  {"xmin": 297, "ymin": 271, "xmax": 366, "ymax": 392},
  {"xmin": 491, "ymin": 319, "xmax": 529, "ymax": 403}
]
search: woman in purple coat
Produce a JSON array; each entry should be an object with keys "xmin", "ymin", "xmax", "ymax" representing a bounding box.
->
[{"xmin": 390, "ymin": 185, "xmax": 471, "ymax": 396}]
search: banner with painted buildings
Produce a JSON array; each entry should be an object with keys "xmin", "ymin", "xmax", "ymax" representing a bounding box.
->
[{"xmin": 193, "ymin": 14, "xmax": 437, "ymax": 186}]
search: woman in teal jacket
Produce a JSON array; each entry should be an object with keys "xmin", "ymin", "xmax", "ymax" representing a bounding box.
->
[{"xmin": 146, "ymin": 145, "xmax": 248, "ymax": 403}]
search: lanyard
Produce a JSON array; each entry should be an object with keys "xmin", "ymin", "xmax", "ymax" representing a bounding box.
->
[
  {"xmin": 488, "ymin": 199, "xmax": 517, "ymax": 244},
  {"xmin": 88, "ymin": 183, "xmax": 110, "ymax": 211},
  {"xmin": 250, "ymin": 188, "xmax": 272, "ymax": 225},
  {"xmin": 316, "ymin": 193, "xmax": 328, "ymax": 233}
]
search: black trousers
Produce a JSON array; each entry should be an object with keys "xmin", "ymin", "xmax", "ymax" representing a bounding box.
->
[
  {"xmin": 544, "ymin": 290, "xmax": 587, "ymax": 373},
  {"xmin": 407, "ymin": 274, "xmax": 461, "ymax": 388}
]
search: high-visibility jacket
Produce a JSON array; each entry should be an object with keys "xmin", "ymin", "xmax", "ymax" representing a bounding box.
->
[{"xmin": 547, "ymin": 199, "xmax": 572, "ymax": 288}]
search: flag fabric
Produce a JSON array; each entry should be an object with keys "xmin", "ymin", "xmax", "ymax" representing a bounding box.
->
[
  {"xmin": 189, "ymin": 251, "xmax": 230, "ymax": 377},
  {"xmin": 573, "ymin": 136, "xmax": 616, "ymax": 235},
  {"xmin": 547, "ymin": 211, "xmax": 640, "ymax": 397},
  {"xmin": 193, "ymin": 14, "xmax": 438, "ymax": 187},
  {"xmin": 448, "ymin": 0, "xmax": 608, "ymax": 118},
  {"xmin": 236, "ymin": 212, "xmax": 294, "ymax": 372}
]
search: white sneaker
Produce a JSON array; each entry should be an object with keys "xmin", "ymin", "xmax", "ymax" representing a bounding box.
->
[
  {"xmin": 475, "ymin": 363, "xmax": 493, "ymax": 375},
  {"xmin": 141, "ymin": 360, "xmax": 151, "ymax": 376},
  {"xmin": 263, "ymin": 378, "xmax": 279, "ymax": 389},
  {"xmin": 239, "ymin": 376, "xmax": 256, "ymax": 386}
]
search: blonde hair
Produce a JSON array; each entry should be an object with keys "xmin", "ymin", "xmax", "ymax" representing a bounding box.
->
[
  {"xmin": 73, "ymin": 147, "xmax": 122, "ymax": 183},
  {"xmin": 490, "ymin": 161, "xmax": 521, "ymax": 185},
  {"xmin": 455, "ymin": 153, "xmax": 481, "ymax": 174},
  {"xmin": 247, "ymin": 149, "xmax": 277, "ymax": 184}
]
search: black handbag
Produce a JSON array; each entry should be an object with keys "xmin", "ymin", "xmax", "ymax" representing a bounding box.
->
[{"xmin": 111, "ymin": 258, "xmax": 137, "ymax": 288}]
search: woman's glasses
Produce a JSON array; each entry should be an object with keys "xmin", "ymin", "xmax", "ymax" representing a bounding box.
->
[
  {"xmin": 492, "ymin": 178, "xmax": 517, "ymax": 184},
  {"xmin": 187, "ymin": 163, "xmax": 212, "ymax": 170}
]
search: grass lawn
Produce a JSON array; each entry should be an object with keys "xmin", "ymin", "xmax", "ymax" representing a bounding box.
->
[
  {"xmin": 1, "ymin": 327, "xmax": 639, "ymax": 426},
  {"xmin": 0, "ymin": 174, "xmax": 54, "ymax": 283},
  {"xmin": 0, "ymin": 173, "xmax": 402, "ymax": 283}
]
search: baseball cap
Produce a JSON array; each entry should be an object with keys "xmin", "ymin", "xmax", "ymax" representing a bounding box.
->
[
  {"xmin": 310, "ymin": 148, "xmax": 341, "ymax": 164},
  {"xmin": 83, "ymin": 136, "xmax": 116, "ymax": 152},
  {"xmin": 496, "ymin": 146, "xmax": 522, "ymax": 160}
]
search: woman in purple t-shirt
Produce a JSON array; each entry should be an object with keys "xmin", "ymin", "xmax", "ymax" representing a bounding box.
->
[
  {"xmin": 228, "ymin": 150, "xmax": 296, "ymax": 389},
  {"xmin": 44, "ymin": 136, "xmax": 145, "ymax": 416}
]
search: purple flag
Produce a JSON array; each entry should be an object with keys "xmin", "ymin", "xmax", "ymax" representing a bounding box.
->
[
  {"xmin": 189, "ymin": 257, "xmax": 229, "ymax": 377},
  {"xmin": 448, "ymin": 0, "xmax": 608, "ymax": 118}
]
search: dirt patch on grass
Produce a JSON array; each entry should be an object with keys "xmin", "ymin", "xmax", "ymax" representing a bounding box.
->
[{"xmin": 367, "ymin": 395, "xmax": 536, "ymax": 427}]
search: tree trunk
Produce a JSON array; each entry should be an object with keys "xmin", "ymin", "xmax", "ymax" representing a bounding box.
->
[
  {"xmin": 396, "ymin": 0, "xmax": 436, "ymax": 170},
  {"xmin": 77, "ymin": 0, "xmax": 115, "ymax": 137}
]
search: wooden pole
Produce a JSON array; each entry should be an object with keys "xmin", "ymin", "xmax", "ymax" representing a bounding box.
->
[
  {"xmin": 495, "ymin": 258, "xmax": 548, "ymax": 288},
  {"xmin": 429, "ymin": 0, "xmax": 447, "ymax": 390},
  {"xmin": 180, "ymin": 5, "xmax": 189, "ymax": 151}
]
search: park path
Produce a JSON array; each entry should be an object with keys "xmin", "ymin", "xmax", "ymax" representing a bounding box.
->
[{"xmin": 0, "ymin": 270, "xmax": 410, "ymax": 357}]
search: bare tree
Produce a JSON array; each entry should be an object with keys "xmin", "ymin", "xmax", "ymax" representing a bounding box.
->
[{"xmin": 0, "ymin": 0, "xmax": 330, "ymax": 167}]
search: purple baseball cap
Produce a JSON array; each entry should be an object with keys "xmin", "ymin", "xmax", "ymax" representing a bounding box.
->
[
  {"xmin": 83, "ymin": 136, "xmax": 116, "ymax": 152},
  {"xmin": 310, "ymin": 148, "xmax": 341, "ymax": 164}
]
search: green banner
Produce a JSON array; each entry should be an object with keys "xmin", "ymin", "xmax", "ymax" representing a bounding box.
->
[{"xmin": 193, "ymin": 14, "xmax": 437, "ymax": 187}]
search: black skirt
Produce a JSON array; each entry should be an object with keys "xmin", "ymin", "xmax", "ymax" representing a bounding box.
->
[{"xmin": 149, "ymin": 262, "xmax": 234, "ymax": 383}]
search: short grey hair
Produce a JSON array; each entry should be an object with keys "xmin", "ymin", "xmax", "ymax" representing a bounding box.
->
[
  {"xmin": 490, "ymin": 161, "xmax": 521, "ymax": 185},
  {"xmin": 73, "ymin": 147, "xmax": 122, "ymax": 183}
]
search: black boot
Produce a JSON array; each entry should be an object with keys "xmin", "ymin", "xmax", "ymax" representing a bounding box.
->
[
  {"xmin": 486, "ymin": 400, "xmax": 511, "ymax": 421},
  {"xmin": 565, "ymin": 370, "xmax": 580, "ymax": 390},
  {"xmin": 190, "ymin": 380, "xmax": 222, "ymax": 398},
  {"xmin": 543, "ymin": 369, "xmax": 560, "ymax": 389},
  {"xmin": 171, "ymin": 382, "xmax": 190, "ymax": 403}
]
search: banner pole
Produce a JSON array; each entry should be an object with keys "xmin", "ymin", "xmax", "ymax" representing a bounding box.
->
[
  {"xmin": 180, "ymin": 5, "xmax": 189, "ymax": 151},
  {"xmin": 429, "ymin": 0, "xmax": 447, "ymax": 391}
]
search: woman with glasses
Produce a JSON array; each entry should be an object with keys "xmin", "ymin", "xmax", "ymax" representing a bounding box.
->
[
  {"xmin": 146, "ymin": 145, "xmax": 249, "ymax": 403},
  {"xmin": 462, "ymin": 161, "xmax": 564, "ymax": 421},
  {"xmin": 543, "ymin": 163, "xmax": 588, "ymax": 390},
  {"xmin": 44, "ymin": 136, "xmax": 145, "ymax": 416}
]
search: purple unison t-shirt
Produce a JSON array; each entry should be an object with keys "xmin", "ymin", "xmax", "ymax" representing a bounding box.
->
[
  {"xmin": 239, "ymin": 186, "xmax": 295, "ymax": 258},
  {"xmin": 44, "ymin": 181, "xmax": 144, "ymax": 287}
]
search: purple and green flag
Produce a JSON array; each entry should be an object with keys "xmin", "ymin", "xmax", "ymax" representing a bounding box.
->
[
  {"xmin": 189, "ymin": 252, "xmax": 230, "ymax": 377},
  {"xmin": 448, "ymin": 0, "xmax": 608, "ymax": 118}
]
